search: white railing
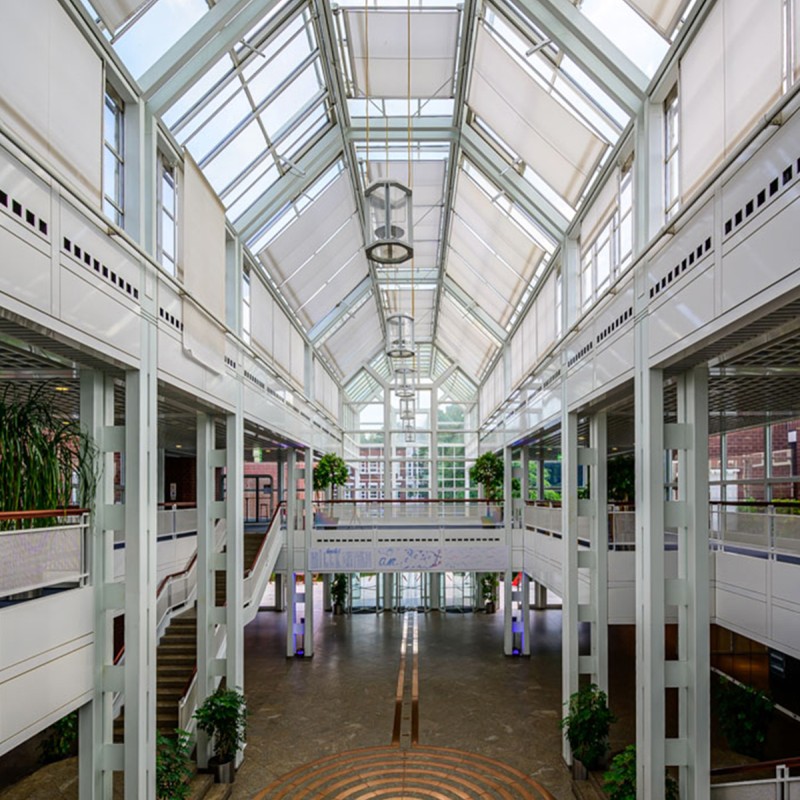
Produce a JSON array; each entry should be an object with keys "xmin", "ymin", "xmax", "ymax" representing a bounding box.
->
[
  {"xmin": 177, "ymin": 621, "xmax": 226, "ymax": 735},
  {"xmin": 243, "ymin": 509, "xmax": 285, "ymax": 624},
  {"xmin": 0, "ymin": 512, "xmax": 89, "ymax": 597},
  {"xmin": 710, "ymin": 503, "xmax": 800, "ymax": 556},
  {"xmin": 157, "ymin": 504, "xmax": 198, "ymax": 536},
  {"xmin": 314, "ymin": 500, "xmax": 503, "ymax": 528},
  {"xmin": 711, "ymin": 764, "xmax": 800, "ymax": 798}
]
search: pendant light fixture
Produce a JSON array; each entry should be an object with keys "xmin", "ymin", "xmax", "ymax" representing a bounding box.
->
[{"xmin": 385, "ymin": 313, "xmax": 415, "ymax": 358}]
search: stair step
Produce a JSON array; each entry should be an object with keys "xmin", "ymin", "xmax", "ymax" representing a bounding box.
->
[
  {"xmin": 203, "ymin": 783, "xmax": 233, "ymax": 800},
  {"xmin": 187, "ymin": 773, "xmax": 215, "ymax": 800}
]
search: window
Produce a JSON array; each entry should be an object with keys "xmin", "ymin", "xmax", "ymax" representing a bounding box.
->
[
  {"xmin": 664, "ymin": 86, "xmax": 680, "ymax": 221},
  {"xmin": 158, "ymin": 159, "xmax": 177, "ymax": 276},
  {"xmin": 579, "ymin": 160, "xmax": 634, "ymax": 311},
  {"xmin": 103, "ymin": 88, "xmax": 124, "ymax": 226},
  {"xmin": 242, "ymin": 269, "xmax": 251, "ymax": 343}
]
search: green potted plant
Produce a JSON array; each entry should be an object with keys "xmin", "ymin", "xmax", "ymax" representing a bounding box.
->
[
  {"xmin": 313, "ymin": 452, "xmax": 349, "ymax": 498},
  {"xmin": 330, "ymin": 573, "xmax": 348, "ymax": 614},
  {"xmin": 193, "ymin": 687, "xmax": 247, "ymax": 783},
  {"xmin": 714, "ymin": 675, "xmax": 774, "ymax": 758},
  {"xmin": 480, "ymin": 573, "xmax": 499, "ymax": 613},
  {"xmin": 469, "ymin": 452, "xmax": 504, "ymax": 508},
  {"xmin": 156, "ymin": 729, "xmax": 193, "ymax": 800},
  {"xmin": 560, "ymin": 684, "xmax": 616, "ymax": 778},
  {"xmin": 603, "ymin": 745, "xmax": 679, "ymax": 800},
  {"xmin": 39, "ymin": 711, "xmax": 78, "ymax": 764}
]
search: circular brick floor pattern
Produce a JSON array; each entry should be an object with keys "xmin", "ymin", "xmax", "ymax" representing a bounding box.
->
[{"xmin": 252, "ymin": 744, "xmax": 557, "ymax": 799}]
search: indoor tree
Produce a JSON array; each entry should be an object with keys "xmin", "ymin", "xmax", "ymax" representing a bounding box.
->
[{"xmin": 313, "ymin": 452, "xmax": 349, "ymax": 498}]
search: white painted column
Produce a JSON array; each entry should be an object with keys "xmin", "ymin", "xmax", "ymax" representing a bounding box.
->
[
  {"xmin": 672, "ymin": 368, "xmax": 710, "ymax": 799},
  {"xmin": 285, "ymin": 449, "xmax": 297, "ymax": 657},
  {"xmin": 586, "ymin": 413, "xmax": 609, "ymax": 692},
  {"xmin": 561, "ymin": 410, "xmax": 579, "ymax": 763},
  {"xmin": 79, "ymin": 371, "xmax": 118, "ymax": 799},
  {"xmin": 635, "ymin": 317, "xmax": 666, "ymax": 799},
  {"xmin": 123, "ymin": 362, "xmax": 158, "ymax": 800},
  {"xmin": 226, "ymin": 396, "xmax": 245, "ymax": 700},
  {"xmin": 303, "ymin": 448, "xmax": 314, "ymax": 658},
  {"xmin": 503, "ymin": 445, "xmax": 514, "ymax": 655},
  {"xmin": 195, "ymin": 413, "xmax": 219, "ymax": 769}
]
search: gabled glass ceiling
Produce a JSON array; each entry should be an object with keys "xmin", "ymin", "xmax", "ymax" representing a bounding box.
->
[{"xmin": 91, "ymin": 0, "xmax": 696, "ymax": 397}]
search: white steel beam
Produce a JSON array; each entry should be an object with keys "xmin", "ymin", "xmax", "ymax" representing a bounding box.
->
[
  {"xmin": 123, "ymin": 356, "xmax": 158, "ymax": 799},
  {"xmin": 308, "ymin": 278, "xmax": 373, "ymax": 343},
  {"xmin": 635, "ymin": 316, "xmax": 666, "ymax": 799},
  {"xmin": 561, "ymin": 408, "xmax": 579, "ymax": 764},
  {"xmin": 443, "ymin": 276, "xmax": 507, "ymax": 343},
  {"xmin": 675, "ymin": 367, "xmax": 710, "ymax": 799},
  {"xmin": 588, "ymin": 413, "xmax": 608, "ymax": 692},
  {"xmin": 503, "ymin": 445, "xmax": 514, "ymax": 655},
  {"xmin": 195, "ymin": 412, "xmax": 216, "ymax": 769},
  {"xmin": 235, "ymin": 128, "xmax": 343, "ymax": 243},
  {"xmin": 303, "ymin": 447, "xmax": 315, "ymax": 657},
  {"xmin": 460, "ymin": 125, "xmax": 569, "ymax": 246},
  {"xmin": 141, "ymin": 0, "xmax": 298, "ymax": 114},
  {"xmin": 509, "ymin": 0, "xmax": 648, "ymax": 117},
  {"xmin": 79, "ymin": 371, "xmax": 117, "ymax": 800},
  {"xmin": 226, "ymin": 388, "xmax": 245, "ymax": 699}
]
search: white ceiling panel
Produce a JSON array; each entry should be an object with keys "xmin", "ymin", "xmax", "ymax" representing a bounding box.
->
[
  {"xmin": 324, "ymin": 298, "xmax": 382, "ymax": 379},
  {"xmin": 469, "ymin": 27, "xmax": 606, "ymax": 205},
  {"xmin": 623, "ymin": 0, "xmax": 688, "ymax": 37},
  {"xmin": 299, "ymin": 251, "xmax": 368, "ymax": 328},
  {"xmin": 445, "ymin": 247, "xmax": 512, "ymax": 327},
  {"xmin": 453, "ymin": 175, "xmax": 544, "ymax": 282},
  {"xmin": 437, "ymin": 294, "xmax": 498, "ymax": 381},
  {"xmin": 259, "ymin": 174, "xmax": 356, "ymax": 282},
  {"xmin": 346, "ymin": 9, "xmax": 460, "ymax": 98}
]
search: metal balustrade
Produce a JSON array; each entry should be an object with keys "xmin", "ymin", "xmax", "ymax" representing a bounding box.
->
[
  {"xmin": 313, "ymin": 499, "xmax": 504, "ymax": 529},
  {"xmin": 710, "ymin": 501, "xmax": 800, "ymax": 557},
  {"xmin": 0, "ymin": 510, "xmax": 89, "ymax": 598}
]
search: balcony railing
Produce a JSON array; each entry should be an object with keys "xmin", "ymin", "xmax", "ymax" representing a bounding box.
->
[
  {"xmin": 0, "ymin": 509, "xmax": 90, "ymax": 599},
  {"xmin": 312, "ymin": 499, "xmax": 504, "ymax": 529},
  {"xmin": 710, "ymin": 501, "xmax": 800, "ymax": 557}
]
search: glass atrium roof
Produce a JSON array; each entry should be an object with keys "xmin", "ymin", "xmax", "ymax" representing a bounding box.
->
[{"xmin": 84, "ymin": 0, "xmax": 696, "ymax": 398}]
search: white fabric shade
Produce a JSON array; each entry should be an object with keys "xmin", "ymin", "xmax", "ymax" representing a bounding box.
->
[
  {"xmin": 437, "ymin": 294, "xmax": 497, "ymax": 381},
  {"xmin": 346, "ymin": 9, "xmax": 459, "ymax": 98},
  {"xmin": 680, "ymin": 0, "xmax": 782, "ymax": 199},
  {"xmin": 91, "ymin": 0, "xmax": 149, "ymax": 32},
  {"xmin": 580, "ymin": 168, "xmax": 619, "ymax": 246},
  {"xmin": 622, "ymin": 0, "xmax": 687, "ymax": 37},
  {"xmin": 469, "ymin": 28, "xmax": 606, "ymax": 205},
  {"xmin": 324, "ymin": 299, "xmax": 382, "ymax": 379}
]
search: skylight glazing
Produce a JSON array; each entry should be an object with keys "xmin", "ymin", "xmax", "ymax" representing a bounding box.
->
[{"xmin": 163, "ymin": 4, "xmax": 332, "ymax": 216}]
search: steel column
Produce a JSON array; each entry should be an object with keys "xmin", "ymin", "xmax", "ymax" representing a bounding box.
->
[
  {"xmin": 303, "ymin": 447, "xmax": 314, "ymax": 658},
  {"xmin": 561, "ymin": 410, "xmax": 579, "ymax": 763},
  {"xmin": 635, "ymin": 317, "xmax": 666, "ymax": 799},
  {"xmin": 226, "ymin": 396, "xmax": 245, "ymax": 704},
  {"xmin": 78, "ymin": 371, "xmax": 117, "ymax": 799}
]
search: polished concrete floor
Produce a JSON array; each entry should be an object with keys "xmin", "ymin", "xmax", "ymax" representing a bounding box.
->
[{"xmin": 230, "ymin": 602, "xmax": 580, "ymax": 799}]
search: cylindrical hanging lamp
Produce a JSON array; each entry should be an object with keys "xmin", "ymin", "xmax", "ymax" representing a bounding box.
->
[
  {"xmin": 365, "ymin": 180, "xmax": 413, "ymax": 264},
  {"xmin": 404, "ymin": 422, "xmax": 415, "ymax": 443},
  {"xmin": 394, "ymin": 370, "xmax": 414, "ymax": 398},
  {"xmin": 399, "ymin": 396, "xmax": 415, "ymax": 421},
  {"xmin": 385, "ymin": 313, "xmax": 415, "ymax": 358}
]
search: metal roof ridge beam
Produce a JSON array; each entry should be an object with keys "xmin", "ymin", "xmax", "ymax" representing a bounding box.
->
[
  {"xmin": 141, "ymin": 0, "xmax": 297, "ymax": 114},
  {"xmin": 460, "ymin": 126, "xmax": 569, "ymax": 242},
  {"xmin": 347, "ymin": 116, "xmax": 458, "ymax": 142},
  {"xmin": 443, "ymin": 276, "xmax": 507, "ymax": 343},
  {"xmin": 308, "ymin": 277, "xmax": 374, "ymax": 343},
  {"xmin": 235, "ymin": 128, "xmax": 343, "ymax": 242},
  {"xmin": 509, "ymin": 0, "xmax": 647, "ymax": 116}
]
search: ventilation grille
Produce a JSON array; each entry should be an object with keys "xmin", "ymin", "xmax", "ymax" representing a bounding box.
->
[
  {"xmin": 0, "ymin": 188, "xmax": 48, "ymax": 237},
  {"xmin": 596, "ymin": 307, "xmax": 633, "ymax": 344},
  {"xmin": 649, "ymin": 236, "xmax": 712, "ymax": 300},
  {"xmin": 724, "ymin": 157, "xmax": 800, "ymax": 239},
  {"xmin": 62, "ymin": 237, "xmax": 139, "ymax": 300},
  {"xmin": 567, "ymin": 341, "xmax": 593, "ymax": 368},
  {"xmin": 159, "ymin": 307, "xmax": 183, "ymax": 331}
]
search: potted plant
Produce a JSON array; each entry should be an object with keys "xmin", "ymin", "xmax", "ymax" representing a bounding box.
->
[
  {"xmin": 560, "ymin": 684, "xmax": 616, "ymax": 778},
  {"xmin": 313, "ymin": 452, "xmax": 349, "ymax": 499},
  {"xmin": 39, "ymin": 711, "xmax": 78, "ymax": 764},
  {"xmin": 603, "ymin": 745, "xmax": 679, "ymax": 800},
  {"xmin": 156, "ymin": 729, "xmax": 193, "ymax": 800},
  {"xmin": 480, "ymin": 573, "xmax": 499, "ymax": 613},
  {"xmin": 330, "ymin": 573, "xmax": 348, "ymax": 614},
  {"xmin": 193, "ymin": 687, "xmax": 247, "ymax": 783},
  {"xmin": 469, "ymin": 452, "xmax": 504, "ymax": 511}
]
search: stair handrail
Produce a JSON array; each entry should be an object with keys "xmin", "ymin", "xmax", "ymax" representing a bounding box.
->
[
  {"xmin": 711, "ymin": 756, "xmax": 800, "ymax": 778},
  {"xmin": 177, "ymin": 506, "xmax": 285, "ymax": 731},
  {"xmin": 113, "ymin": 518, "xmax": 227, "ymax": 665}
]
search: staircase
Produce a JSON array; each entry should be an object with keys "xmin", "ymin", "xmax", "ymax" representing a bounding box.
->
[{"xmin": 215, "ymin": 532, "xmax": 267, "ymax": 606}]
